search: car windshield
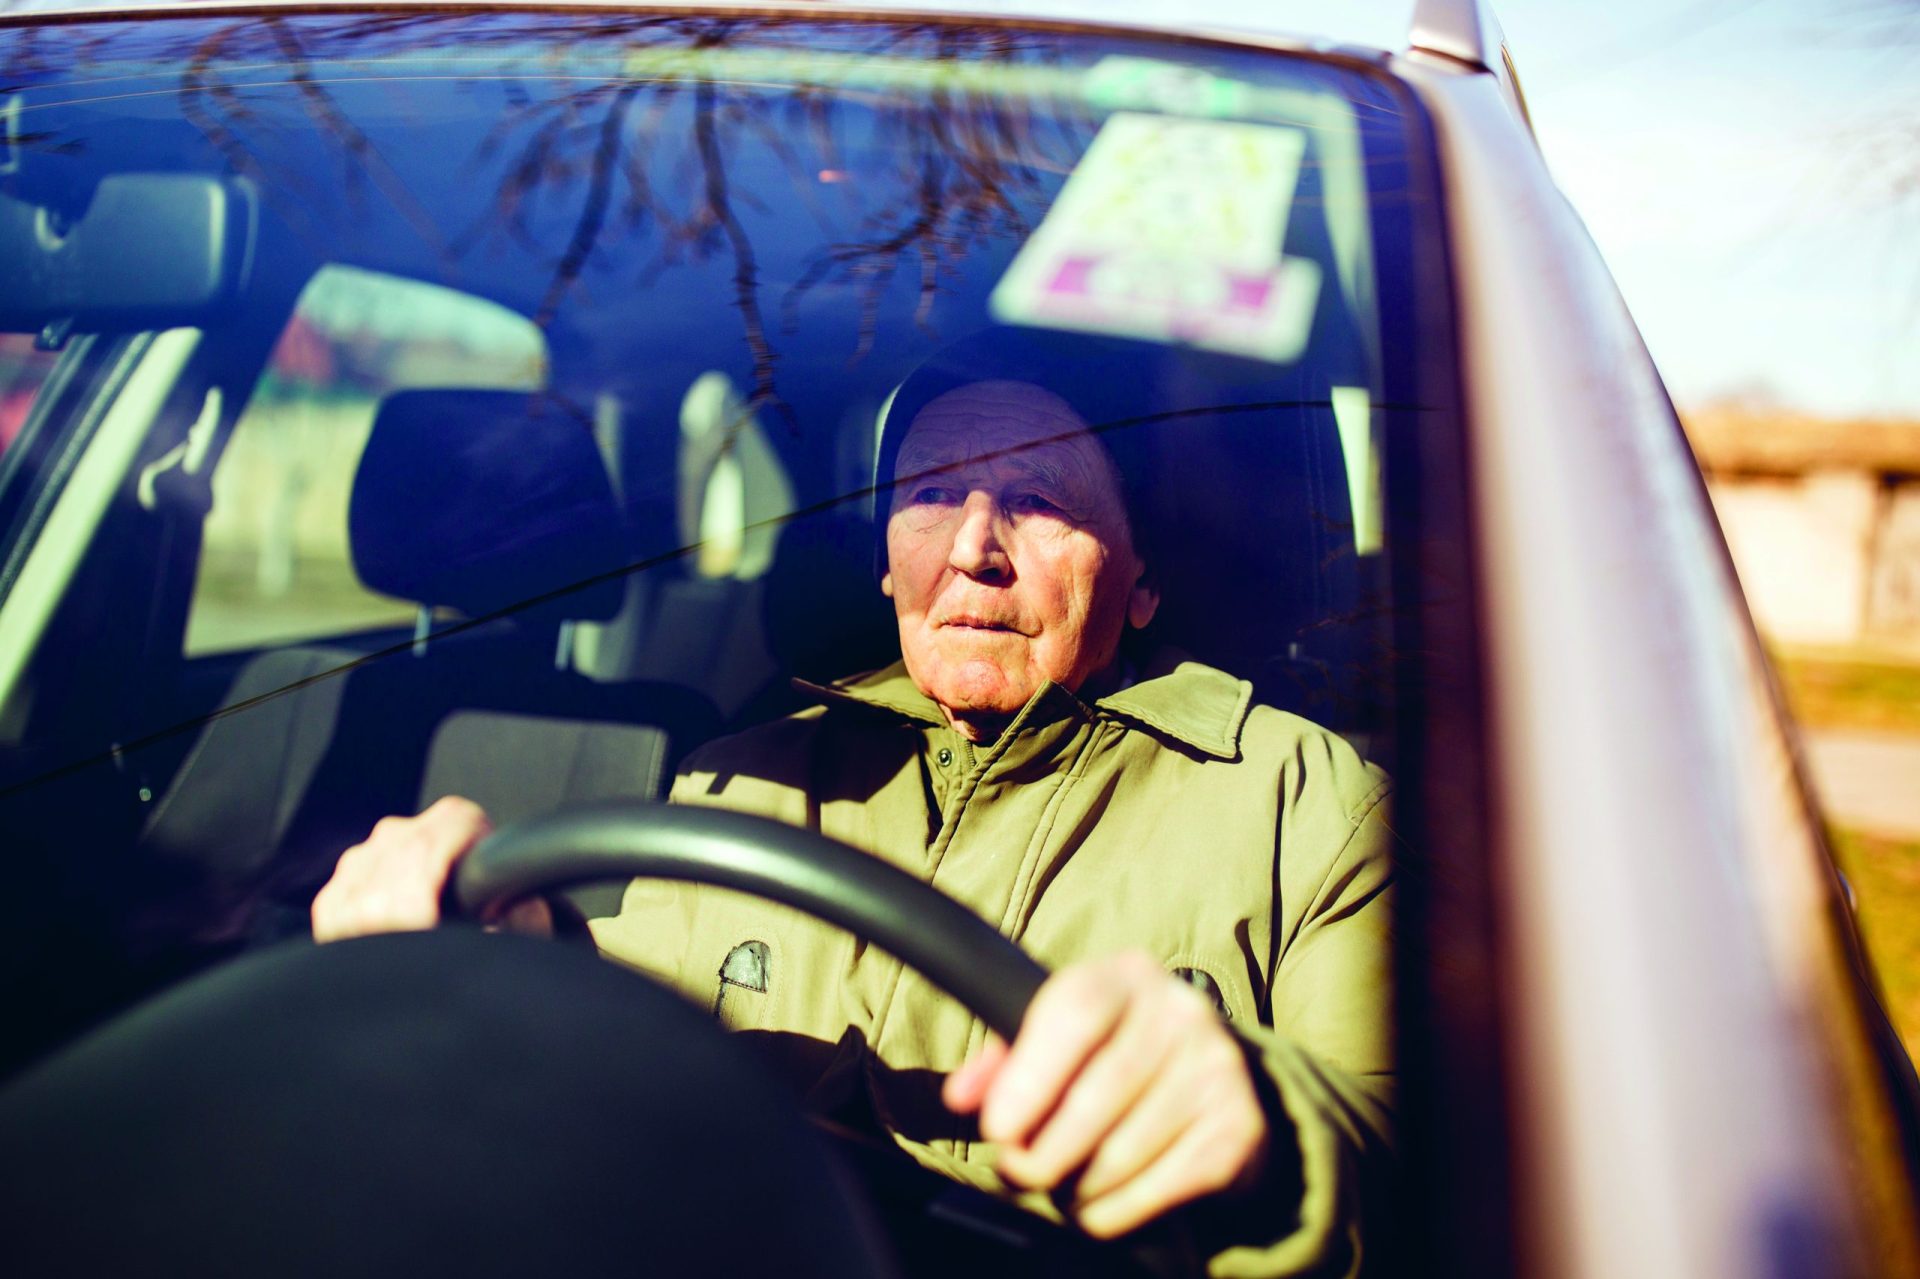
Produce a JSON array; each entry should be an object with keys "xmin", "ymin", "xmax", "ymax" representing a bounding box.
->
[{"xmin": 0, "ymin": 10, "xmax": 1445, "ymax": 1062}]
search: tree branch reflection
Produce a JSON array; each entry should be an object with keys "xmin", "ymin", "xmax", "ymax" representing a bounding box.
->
[{"xmin": 10, "ymin": 14, "xmax": 1092, "ymax": 416}]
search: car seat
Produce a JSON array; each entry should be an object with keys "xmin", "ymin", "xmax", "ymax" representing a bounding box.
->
[{"xmin": 133, "ymin": 389, "xmax": 720, "ymax": 946}]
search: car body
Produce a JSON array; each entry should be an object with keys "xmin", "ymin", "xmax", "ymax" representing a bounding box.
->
[{"xmin": 0, "ymin": 2, "xmax": 1914, "ymax": 1276}]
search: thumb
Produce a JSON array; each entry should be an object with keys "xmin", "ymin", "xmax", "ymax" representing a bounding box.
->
[{"xmin": 942, "ymin": 1033, "xmax": 1009, "ymax": 1114}]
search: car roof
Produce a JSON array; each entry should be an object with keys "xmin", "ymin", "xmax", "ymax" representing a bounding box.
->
[{"xmin": 0, "ymin": 0, "xmax": 1510, "ymax": 71}]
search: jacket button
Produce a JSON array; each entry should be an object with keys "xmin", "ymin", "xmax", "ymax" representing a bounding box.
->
[{"xmin": 936, "ymin": 747, "xmax": 954, "ymax": 767}]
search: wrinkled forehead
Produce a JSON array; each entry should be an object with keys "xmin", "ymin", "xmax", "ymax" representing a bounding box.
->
[{"xmin": 893, "ymin": 380, "xmax": 1110, "ymax": 483}]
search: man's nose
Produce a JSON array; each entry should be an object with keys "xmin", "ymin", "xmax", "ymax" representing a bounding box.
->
[{"xmin": 948, "ymin": 490, "xmax": 1011, "ymax": 580}]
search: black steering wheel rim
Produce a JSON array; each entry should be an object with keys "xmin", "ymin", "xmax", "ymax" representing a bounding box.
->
[{"xmin": 450, "ymin": 800, "xmax": 1049, "ymax": 1040}]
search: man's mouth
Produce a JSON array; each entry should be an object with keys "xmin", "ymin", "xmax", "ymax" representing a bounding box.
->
[{"xmin": 941, "ymin": 616, "xmax": 1022, "ymax": 634}]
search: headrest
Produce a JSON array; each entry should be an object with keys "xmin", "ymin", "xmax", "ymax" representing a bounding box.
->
[{"xmin": 350, "ymin": 390, "xmax": 625, "ymax": 624}]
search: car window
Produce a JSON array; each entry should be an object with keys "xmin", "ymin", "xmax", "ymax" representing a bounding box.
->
[
  {"xmin": 0, "ymin": 333, "xmax": 57, "ymax": 456},
  {"xmin": 0, "ymin": 8, "xmax": 1453, "ymax": 1097},
  {"xmin": 186, "ymin": 265, "xmax": 547, "ymax": 655}
]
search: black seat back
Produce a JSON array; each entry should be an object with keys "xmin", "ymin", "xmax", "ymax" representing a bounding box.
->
[{"xmin": 138, "ymin": 390, "xmax": 718, "ymax": 943}]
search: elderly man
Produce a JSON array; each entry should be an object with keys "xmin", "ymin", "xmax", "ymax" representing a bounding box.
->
[{"xmin": 313, "ymin": 379, "xmax": 1395, "ymax": 1278}]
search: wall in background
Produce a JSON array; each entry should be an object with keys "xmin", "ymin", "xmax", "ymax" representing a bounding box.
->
[{"xmin": 1688, "ymin": 407, "xmax": 1920, "ymax": 650}]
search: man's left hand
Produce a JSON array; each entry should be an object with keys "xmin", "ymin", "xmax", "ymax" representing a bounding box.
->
[{"xmin": 941, "ymin": 950, "xmax": 1270, "ymax": 1238}]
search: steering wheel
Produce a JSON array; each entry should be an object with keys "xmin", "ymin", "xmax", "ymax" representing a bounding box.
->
[
  {"xmin": 448, "ymin": 800, "xmax": 1049, "ymax": 1041},
  {"xmin": 3, "ymin": 803, "xmax": 1164, "ymax": 1278},
  {"xmin": 454, "ymin": 802, "xmax": 1186, "ymax": 1277}
]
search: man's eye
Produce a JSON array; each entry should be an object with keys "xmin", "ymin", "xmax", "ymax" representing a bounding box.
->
[
  {"xmin": 909, "ymin": 484, "xmax": 958, "ymax": 506},
  {"xmin": 1010, "ymin": 492, "xmax": 1059, "ymax": 515}
]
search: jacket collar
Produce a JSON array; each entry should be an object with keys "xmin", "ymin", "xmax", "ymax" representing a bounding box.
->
[{"xmin": 795, "ymin": 648, "xmax": 1252, "ymax": 761}]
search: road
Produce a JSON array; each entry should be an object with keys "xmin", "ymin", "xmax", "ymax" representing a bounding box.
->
[{"xmin": 1802, "ymin": 729, "xmax": 1920, "ymax": 839}]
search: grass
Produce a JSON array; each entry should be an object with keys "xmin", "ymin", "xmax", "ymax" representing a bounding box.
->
[
  {"xmin": 1832, "ymin": 827, "xmax": 1920, "ymax": 1063},
  {"xmin": 1772, "ymin": 650, "xmax": 1920, "ymax": 734},
  {"xmin": 1786, "ymin": 647, "xmax": 1920, "ymax": 1056}
]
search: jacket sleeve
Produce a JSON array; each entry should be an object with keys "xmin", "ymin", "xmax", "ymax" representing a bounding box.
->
[{"xmin": 1204, "ymin": 769, "xmax": 1397, "ymax": 1279}]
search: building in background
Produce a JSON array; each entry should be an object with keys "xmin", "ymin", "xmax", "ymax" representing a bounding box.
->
[{"xmin": 1687, "ymin": 406, "xmax": 1920, "ymax": 654}]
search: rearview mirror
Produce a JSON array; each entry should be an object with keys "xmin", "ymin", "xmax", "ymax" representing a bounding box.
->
[{"xmin": 0, "ymin": 174, "xmax": 256, "ymax": 335}]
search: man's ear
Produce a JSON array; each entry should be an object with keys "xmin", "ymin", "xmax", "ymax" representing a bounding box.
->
[
  {"xmin": 1126, "ymin": 560, "xmax": 1159, "ymax": 630},
  {"xmin": 880, "ymin": 569, "xmax": 894, "ymax": 599}
]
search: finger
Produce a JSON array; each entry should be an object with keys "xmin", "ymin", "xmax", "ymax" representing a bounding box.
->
[
  {"xmin": 414, "ymin": 794, "xmax": 493, "ymax": 860},
  {"xmin": 372, "ymin": 797, "xmax": 489, "ymax": 907},
  {"xmin": 311, "ymin": 839, "xmax": 397, "ymax": 941},
  {"xmin": 485, "ymin": 896, "xmax": 554, "ymax": 937},
  {"xmin": 994, "ymin": 984, "xmax": 1176, "ymax": 1190},
  {"xmin": 314, "ymin": 851, "xmax": 441, "ymax": 940},
  {"xmin": 1075, "ymin": 1025, "xmax": 1257, "ymax": 1203},
  {"xmin": 1074, "ymin": 1101, "xmax": 1264, "ymax": 1240},
  {"xmin": 1060, "ymin": 1056, "xmax": 1193, "ymax": 1205},
  {"xmin": 310, "ymin": 874, "xmax": 354, "ymax": 943},
  {"xmin": 979, "ymin": 958, "xmax": 1139, "ymax": 1148},
  {"xmin": 942, "ymin": 1034, "xmax": 1009, "ymax": 1115},
  {"xmin": 311, "ymin": 798, "xmax": 491, "ymax": 941}
]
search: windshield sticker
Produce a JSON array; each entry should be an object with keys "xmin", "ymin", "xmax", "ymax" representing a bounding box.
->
[
  {"xmin": 990, "ymin": 113, "xmax": 1319, "ymax": 363},
  {"xmin": 1084, "ymin": 56, "xmax": 1257, "ymax": 119}
]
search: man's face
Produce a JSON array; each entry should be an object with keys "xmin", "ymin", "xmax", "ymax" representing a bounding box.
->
[{"xmin": 883, "ymin": 381, "xmax": 1159, "ymax": 726}]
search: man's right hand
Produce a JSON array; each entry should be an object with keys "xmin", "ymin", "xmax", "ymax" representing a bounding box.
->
[{"xmin": 311, "ymin": 796, "xmax": 494, "ymax": 942}]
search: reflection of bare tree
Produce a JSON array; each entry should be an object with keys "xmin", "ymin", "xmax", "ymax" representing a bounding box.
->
[
  {"xmin": 14, "ymin": 13, "xmax": 1088, "ymax": 417},
  {"xmin": 782, "ymin": 88, "xmax": 1070, "ymax": 363},
  {"xmin": 264, "ymin": 21, "xmax": 452, "ymax": 259},
  {"xmin": 429, "ymin": 16, "xmax": 1085, "ymax": 417},
  {"xmin": 691, "ymin": 79, "xmax": 782, "ymax": 413},
  {"xmin": 175, "ymin": 19, "xmax": 452, "ymax": 258},
  {"xmin": 177, "ymin": 30, "xmax": 292, "ymax": 227},
  {"xmin": 523, "ymin": 82, "xmax": 642, "ymax": 330}
]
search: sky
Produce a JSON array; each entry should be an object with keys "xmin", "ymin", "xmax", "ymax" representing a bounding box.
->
[{"xmin": 1497, "ymin": 0, "xmax": 1920, "ymax": 419}]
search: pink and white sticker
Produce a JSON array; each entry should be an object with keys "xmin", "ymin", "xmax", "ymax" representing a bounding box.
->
[{"xmin": 991, "ymin": 113, "xmax": 1319, "ymax": 362}]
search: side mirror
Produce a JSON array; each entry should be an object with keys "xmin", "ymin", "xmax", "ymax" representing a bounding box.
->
[{"xmin": 0, "ymin": 174, "xmax": 256, "ymax": 335}]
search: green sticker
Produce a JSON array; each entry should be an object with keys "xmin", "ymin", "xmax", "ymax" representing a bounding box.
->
[{"xmin": 1083, "ymin": 56, "xmax": 1251, "ymax": 118}]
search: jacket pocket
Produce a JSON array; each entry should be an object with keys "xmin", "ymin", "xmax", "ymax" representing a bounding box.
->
[
  {"xmin": 712, "ymin": 939, "xmax": 771, "ymax": 1024},
  {"xmin": 1170, "ymin": 964, "xmax": 1234, "ymax": 1022}
]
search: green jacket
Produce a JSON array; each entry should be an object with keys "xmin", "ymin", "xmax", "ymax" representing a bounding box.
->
[{"xmin": 591, "ymin": 652, "xmax": 1396, "ymax": 1278}]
